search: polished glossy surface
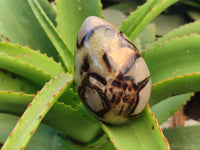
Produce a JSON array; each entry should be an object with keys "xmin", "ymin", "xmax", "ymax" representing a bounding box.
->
[{"xmin": 75, "ymin": 16, "xmax": 151, "ymax": 124}]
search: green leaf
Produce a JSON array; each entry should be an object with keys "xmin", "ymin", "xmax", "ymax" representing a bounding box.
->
[
  {"xmin": 150, "ymin": 73, "xmax": 200, "ymax": 106},
  {"xmin": 143, "ymin": 35, "xmax": 200, "ymax": 84},
  {"xmin": 163, "ymin": 125, "xmax": 200, "ymax": 150},
  {"xmin": 0, "ymin": 52, "xmax": 51, "ymax": 85},
  {"xmin": 152, "ymin": 21, "xmax": 200, "ymax": 46},
  {"xmin": 119, "ymin": 0, "xmax": 179, "ymax": 41},
  {"xmin": 152, "ymin": 14, "xmax": 186, "ymax": 36},
  {"xmin": 107, "ymin": 1, "xmax": 141, "ymax": 15},
  {"xmin": 28, "ymin": 0, "xmax": 74, "ymax": 73},
  {"xmin": 38, "ymin": 0, "xmax": 57, "ymax": 26},
  {"xmin": 0, "ymin": 90, "xmax": 101, "ymax": 143},
  {"xmin": 0, "ymin": 0, "xmax": 58, "ymax": 58},
  {"xmin": 56, "ymin": 0, "xmax": 103, "ymax": 50},
  {"xmin": 50, "ymin": 134, "xmax": 115, "ymax": 150},
  {"xmin": 102, "ymin": 106, "xmax": 170, "ymax": 150},
  {"xmin": 151, "ymin": 93, "xmax": 194, "ymax": 124},
  {"xmin": 137, "ymin": 23, "xmax": 156, "ymax": 50},
  {"xmin": 0, "ymin": 113, "xmax": 59, "ymax": 150},
  {"xmin": 0, "ymin": 42, "xmax": 64, "ymax": 77},
  {"xmin": 0, "ymin": 91, "xmax": 34, "ymax": 115},
  {"xmin": 0, "ymin": 70, "xmax": 39, "ymax": 94},
  {"xmin": 1, "ymin": 72, "xmax": 73, "ymax": 150},
  {"xmin": 187, "ymin": 11, "xmax": 200, "ymax": 21},
  {"xmin": 103, "ymin": 9, "xmax": 127, "ymax": 27}
]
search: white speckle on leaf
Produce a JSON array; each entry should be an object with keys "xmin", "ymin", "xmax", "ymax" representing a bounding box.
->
[
  {"xmin": 78, "ymin": 6, "xmax": 81, "ymax": 10},
  {"xmin": 172, "ymin": 72, "xmax": 176, "ymax": 74},
  {"xmin": 0, "ymin": 22, "xmax": 2, "ymax": 26},
  {"xmin": 77, "ymin": 0, "xmax": 80, "ymax": 2},
  {"xmin": 186, "ymin": 50, "xmax": 190, "ymax": 53}
]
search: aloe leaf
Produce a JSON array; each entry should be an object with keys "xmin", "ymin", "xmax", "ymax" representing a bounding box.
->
[
  {"xmin": 163, "ymin": 125, "xmax": 200, "ymax": 150},
  {"xmin": 0, "ymin": 113, "xmax": 59, "ymax": 150},
  {"xmin": 103, "ymin": 9, "xmax": 127, "ymax": 27},
  {"xmin": 187, "ymin": 11, "xmax": 200, "ymax": 21},
  {"xmin": 0, "ymin": 0, "xmax": 58, "ymax": 58},
  {"xmin": 102, "ymin": 106, "xmax": 170, "ymax": 150},
  {"xmin": 0, "ymin": 91, "xmax": 34, "ymax": 115},
  {"xmin": 56, "ymin": 0, "xmax": 102, "ymax": 50},
  {"xmin": 0, "ymin": 70, "xmax": 39, "ymax": 94},
  {"xmin": 108, "ymin": 1, "xmax": 141, "ymax": 14},
  {"xmin": 0, "ymin": 42, "xmax": 64, "ymax": 76},
  {"xmin": 152, "ymin": 21, "xmax": 200, "ymax": 46},
  {"xmin": 150, "ymin": 73, "xmax": 200, "ymax": 106},
  {"xmin": 151, "ymin": 93, "xmax": 194, "ymax": 124},
  {"xmin": 119, "ymin": 0, "xmax": 179, "ymax": 41},
  {"xmin": 0, "ymin": 52, "xmax": 51, "ymax": 85},
  {"xmin": 1, "ymin": 72, "xmax": 73, "ymax": 150},
  {"xmin": 38, "ymin": 0, "xmax": 57, "ymax": 26},
  {"xmin": 180, "ymin": 0, "xmax": 200, "ymax": 8},
  {"xmin": 143, "ymin": 35, "xmax": 200, "ymax": 84},
  {"xmin": 28, "ymin": 0, "xmax": 74, "ymax": 73},
  {"xmin": 50, "ymin": 134, "xmax": 115, "ymax": 150},
  {"xmin": 153, "ymin": 14, "xmax": 186, "ymax": 36},
  {"xmin": 0, "ymin": 90, "xmax": 101, "ymax": 143},
  {"xmin": 137, "ymin": 23, "xmax": 156, "ymax": 50}
]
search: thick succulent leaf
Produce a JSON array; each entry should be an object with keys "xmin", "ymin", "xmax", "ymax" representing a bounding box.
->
[
  {"xmin": 0, "ymin": 90, "xmax": 101, "ymax": 143},
  {"xmin": 0, "ymin": 42, "xmax": 64, "ymax": 76},
  {"xmin": 2, "ymin": 72, "xmax": 73, "ymax": 150},
  {"xmin": 0, "ymin": 0, "xmax": 58, "ymax": 58},
  {"xmin": 38, "ymin": 0, "xmax": 57, "ymax": 26},
  {"xmin": 187, "ymin": 11, "xmax": 200, "ymax": 21},
  {"xmin": 107, "ymin": 1, "xmax": 141, "ymax": 14},
  {"xmin": 150, "ymin": 73, "xmax": 200, "ymax": 106},
  {"xmin": 137, "ymin": 23, "xmax": 156, "ymax": 50},
  {"xmin": 0, "ymin": 91, "xmax": 34, "ymax": 115},
  {"xmin": 152, "ymin": 14, "xmax": 186, "ymax": 36},
  {"xmin": 28, "ymin": 0, "xmax": 74, "ymax": 73},
  {"xmin": 102, "ymin": 106, "xmax": 170, "ymax": 150},
  {"xmin": 56, "ymin": 0, "xmax": 103, "ymax": 50},
  {"xmin": 119, "ymin": 0, "xmax": 179, "ymax": 41},
  {"xmin": 180, "ymin": 0, "xmax": 200, "ymax": 8},
  {"xmin": 151, "ymin": 93, "xmax": 194, "ymax": 124},
  {"xmin": 0, "ymin": 113, "xmax": 59, "ymax": 150},
  {"xmin": 0, "ymin": 52, "xmax": 51, "ymax": 85},
  {"xmin": 0, "ymin": 70, "xmax": 39, "ymax": 94},
  {"xmin": 152, "ymin": 21, "xmax": 200, "ymax": 46},
  {"xmin": 103, "ymin": 9, "xmax": 127, "ymax": 27},
  {"xmin": 50, "ymin": 134, "xmax": 115, "ymax": 150},
  {"xmin": 163, "ymin": 125, "xmax": 200, "ymax": 150},
  {"xmin": 143, "ymin": 34, "xmax": 200, "ymax": 84}
]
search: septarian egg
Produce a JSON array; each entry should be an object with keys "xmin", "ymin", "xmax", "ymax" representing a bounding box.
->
[{"xmin": 75, "ymin": 16, "xmax": 151, "ymax": 125}]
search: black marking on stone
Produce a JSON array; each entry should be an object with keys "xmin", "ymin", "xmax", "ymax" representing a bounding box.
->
[
  {"xmin": 77, "ymin": 29, "xmax": 93, "ymax": 49},
  {"xmin": 138, "ymin": 76, "xmax": 151, "ymax": 92},
  {"xmin": 102, "ymin": 53, "xmax": 112, "ymax": 72},
  {"xmin": 109, "ymin": 88, "xmax": 113, "ymax": 93},
  {"xmin": 77, "ymin": 25, "xmax": 112, "ymax": 49},
  {"xmin": 122, "ymin": 76, "xmax": 134, "ymax": 82},
  {"xmin": 123, "ymin": 94, "xmax": 130, "ymax": 102},
  {"xmin": 88, "ymin": 73, "xmax": 107, "ymax": 85},
  {"xmin": 132, "ymin": 82, "xmax": 138, "ymax": 91},
  {"xmin": 122, "ymin": 52, "xmax": 141, "ymax": 75},
  {"xmin": 110, "ymin": 94, "xmax": 116, "ymax": 104},
  {"xmin": 80, "ymin": 56, "xmax": 89, "ymax": 75},
  {"xmin": 111, "ymin": 80, "xmax": 121, "ymax": 87},
  {"xmin": 115, "ymin": 95, "xmax": 121, "ymax": 105},
  {"xmin": 127, "ymin": 93, "xmax": 140, "ymax": 117},
  {"xmin": 118, "ymin": 105, "xmax": 124, "ymax": 116},
  {"xmin": 123, "ymin": 83, "xmax": 128, "ymax": 90}
]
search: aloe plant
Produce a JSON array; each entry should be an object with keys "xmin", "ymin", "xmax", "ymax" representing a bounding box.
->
[{"xmin": 0, "ymin": 0, "xmax": 200, "ymax": 149}]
